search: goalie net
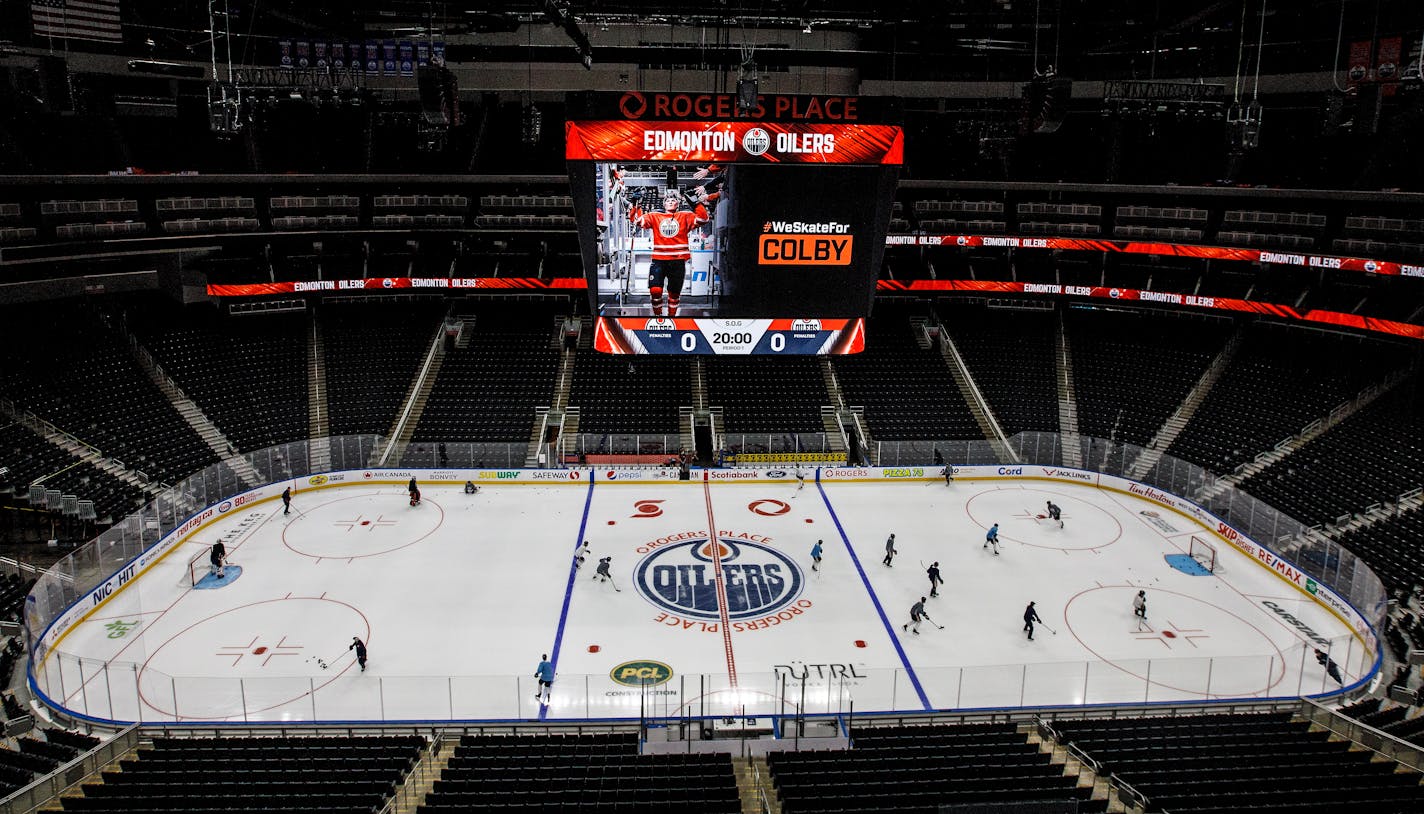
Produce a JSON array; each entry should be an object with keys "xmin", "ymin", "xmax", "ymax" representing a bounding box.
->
[
  {"xmin": 1189, "ymin": 536, "xmax": 1220, "ymax": 574},
  {"xmin": 183, "ymin": 545, "xmax": 225, "ymax": 587}
]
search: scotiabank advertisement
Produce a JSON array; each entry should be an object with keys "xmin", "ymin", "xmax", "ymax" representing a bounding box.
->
[{"xmin": 566, "ymin": 92, "xmax": 902, "ymax": 355}]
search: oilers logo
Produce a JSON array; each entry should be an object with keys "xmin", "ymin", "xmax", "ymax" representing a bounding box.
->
[
  {"xmin": 742, "ymin": 127, "xmax": 771, "ymax": 156},
  {"xmin": 636, "ymin": 539, "xmax": 802, "ymax": 621},
  {"xmin": 645, "ymin": 318, "xmax": 676, "ymax": 331},
  {"xmin": 658, "ymin": 218, "xmax": 681, "ymax": 238},
  {"xmin": 790, "ymin": 319, "xmax": 822, "ymax": 332}
]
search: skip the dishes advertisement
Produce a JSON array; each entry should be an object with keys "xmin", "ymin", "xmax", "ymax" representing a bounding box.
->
[{"xmin": 35, "ymin": 464, "xmax": 1373, "ymax": 673}]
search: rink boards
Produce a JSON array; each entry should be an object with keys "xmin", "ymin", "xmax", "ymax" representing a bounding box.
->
[{"xmin": 28, "ymin": 464, "xmax": 1380, "ymax": 725}]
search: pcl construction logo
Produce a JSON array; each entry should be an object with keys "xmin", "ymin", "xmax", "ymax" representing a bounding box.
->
[
  {"xmin": 610, "ymin": 660, "xmax": 674, "ymax": 687},
  {"xmin": 758, "ymin": 220, "xmax": 854, "ymax": 266}
]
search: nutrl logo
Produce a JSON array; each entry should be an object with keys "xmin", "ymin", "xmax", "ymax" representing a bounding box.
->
[
  {"xmin": 610, "ymin": 660, "xmax": 674, "ymax": 687},
  {"xmin": 636, "ymin": 539, "xmax": 802, "ymax": 621}
]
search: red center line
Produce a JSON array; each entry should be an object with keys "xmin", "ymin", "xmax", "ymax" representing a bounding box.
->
[{"xmin": 701, "ymin": 472, "xmax": 738, "ymax": 688}]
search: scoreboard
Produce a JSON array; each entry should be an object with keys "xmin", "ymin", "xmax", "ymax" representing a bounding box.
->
[{"xmin": 566, "ymin": 91, "xmax": 902, "ymax": 355}]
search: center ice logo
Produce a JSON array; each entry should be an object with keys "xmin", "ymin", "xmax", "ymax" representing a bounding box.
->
[{"xmin": 636, "ymin": 539, "xmax": 802, "ymax": 621}]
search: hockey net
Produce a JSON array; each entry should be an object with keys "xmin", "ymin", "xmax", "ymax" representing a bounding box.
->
[
  {"xmin": 1188, "ymin": 536, "xmax": 1220, "ymax": 574},
  {"xmin": 183, "ymin": 546, "xmax": 225, "ymax": 587}
]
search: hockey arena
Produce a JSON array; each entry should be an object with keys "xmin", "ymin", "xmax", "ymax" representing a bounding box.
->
[{"xmin": 31, "ymin": 467, "xmax": 1370, "ymax": 725}]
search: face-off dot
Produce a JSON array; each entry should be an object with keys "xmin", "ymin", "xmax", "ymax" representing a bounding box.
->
[
  {"xmin": 588, "ymin": 645, "xmax": 600, "ymax": 653},
  {"xmin": 1162, "ymin": 630, "xmax": 1177, "ymax": 638},
  {"xmin": 253, "ymin": 646, "xmax": 268, "ymax": 655},
  {"xmin": 854, "ymin": 640, "xmax": 866, "ymax": 648}
]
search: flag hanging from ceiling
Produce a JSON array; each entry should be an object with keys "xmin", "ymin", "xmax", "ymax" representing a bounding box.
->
[{"xmin": 31, "ymin": 0, "xmax": 122, "ymax": 43}]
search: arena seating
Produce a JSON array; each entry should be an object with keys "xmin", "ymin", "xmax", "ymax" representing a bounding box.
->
[
  {"xmin": 1236, "ymin": 376, "xmax": 1424, "ymax": 527},
  {"xmin": 1333, "ymin": 508, "xmax": 1424, "ymax": 595},
  {"xmin": 938, "ymin": 304, "xmax": 1060, "ymax": 434},
  {"xmin": 0, "ymin": 422, "xmax": 143, "ymax": 521},
  {"xmin": 1053, "ymin": 712, "xmax": 1424, "ymax": 813},
  {"xmin": 414, "ymin": 305, "xmax": 560, "ymax": 443},
  {"xmin": 0, "ymin": 307, "xmax": 218, "ymax": 485},
  {"xmin": 321, "ymin": 302, "xmax": 446, "ymax": 437},
  {"xmin": 418, "ymin": 733, "xmax": 739, "ymax": 813},
  {"xmin": 58, "ymin": 734, "xmax": 423, "ymax": 813},
  {"xmin": 832, "ymin": 312, "xmax": 981, "ymax": 440},
  {"xmin": 768, "ymin": 722, "xmax": 1104, "ymax": 814},
  {"xmin": 706, "ymin": 356, "xmax": 828, "ymax": 436},
  {"xmin": 0, "ymin": 728, "xmax": 100, "ymax": 798},
  {"xmin": 126, "ymin": 306, "xmax": 310, "ymax": 452},
  {"xmin": 569, "ymin": 352, "xmax": 692, "ymax": 436},
  {"xmin": 1166, "ymin": 323, "xmax": 1413, "ymax": 476},
  {"xmin": 1068, "ymin": 308, "xmax": 1234, "ymax": 448}
]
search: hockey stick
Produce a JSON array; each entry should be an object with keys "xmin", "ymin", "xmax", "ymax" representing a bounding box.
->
[
  {"xmin": 1040, "ymin": 624, "xmax": 1057, "ymax": 635},
  {"xmin": 925, "ymin": 616, "xmax": 945, "ymax": 630}
]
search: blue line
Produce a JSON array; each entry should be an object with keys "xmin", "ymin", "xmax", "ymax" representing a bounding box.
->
[
  {"xmin": 541, "ymin": 471, "xmax": 598, "ymax": 720},
  {"xmin": 816, "ymin": 470, "xmax": 932, "ymax": 711}
]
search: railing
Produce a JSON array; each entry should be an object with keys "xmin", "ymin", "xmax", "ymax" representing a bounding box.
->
[
  {"xmin": 397, "ymin": 441, "xmax": 528, "ymax": 469},
  {"xmin": 719, "ymin": 432, "xmax": 829, "ymax": 456},
  {"xmin": 1300, "ymin": 697, "xmax": 1424, "ymax": 772},
  {"xmin": 0, "ymin": 724, "xmax": 139, "ymax": 814},
  {"xmin": 33, "ymin": 642, "xmax": 1363, "ymax": 725}
]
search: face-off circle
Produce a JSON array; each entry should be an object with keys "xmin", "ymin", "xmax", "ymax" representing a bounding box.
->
[
  {"xmin": 282, "ymin": 494, "xmax": 445, "ymax": 559},
  {"xmin": 965, "ymin": 488, "xmax": 1121, "ymax": 551}
]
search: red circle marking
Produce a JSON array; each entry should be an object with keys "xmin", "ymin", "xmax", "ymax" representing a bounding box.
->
[
  {"xmin": 748, "ymin": 499, "xmax": 791, "ymax": 516},
  {"xmin": 360, "ymin": 520, "xmax": 371, "ymax": 526},
  {"xmin": 854, "ymin": 640, "xmax": 867, "ymax": 648},
  {"xmin": 804, "ymin": 518, "xmax": 814, "ymax": 524},
  {"xmin": 607, "ymin": 520, "xmax": 616, "ymax": 525},
  {"xmin": 1064, "ymin": 586, "xmax": 1287, "ymax": 697},
  {"xmin": 253, "ymin": 646, "xmax": 268, "ymax": 655},
  {"xmin": 965, "ymin": 488, "xmax": 1122, "ymax": 551},
  {"xmin": 1162, "ymin": 630, "xmax": 1177, "ymax": 638},
  {"xmin": 281, "ymin": 493, "xmax": 446, "ymax": 559},
  {"xmin": 137, "ymin": 596, "xmax": 371, "ymax": 720},
  {"xmin": 588, "ymin": 645, "xmax": 600, "ymax": 653}
]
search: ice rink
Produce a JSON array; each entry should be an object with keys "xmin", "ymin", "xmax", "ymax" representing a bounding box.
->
[{"xmin": 32, "ymin": 472, "xmax": 1372, "ymax": 724}]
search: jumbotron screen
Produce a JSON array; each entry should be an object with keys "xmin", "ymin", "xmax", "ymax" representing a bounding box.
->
[{"xmin": 565, "ymin": 92, "xmax": 903, "ymax": 355}]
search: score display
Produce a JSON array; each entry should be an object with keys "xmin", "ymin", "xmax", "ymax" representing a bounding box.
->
[{"xmin": 566, "ymin": 91, "xmax": 902, "ymax": 355}]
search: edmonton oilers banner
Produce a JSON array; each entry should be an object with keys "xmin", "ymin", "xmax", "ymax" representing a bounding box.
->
[{"xmin": 636, "ymin": 538, "xmax": 802, "ymax": 621}]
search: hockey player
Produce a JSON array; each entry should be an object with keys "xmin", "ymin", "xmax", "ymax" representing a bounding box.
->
[
  {"xmin": 984, "ymin": 523, "xmax": 1001, "ymax": 555},
  {"xmin": 407, "ymin": 476, "xmax": 418, "ymax": 498},
  {"xmin": 349, "ymin": 636, "xmax": 367, "ymax": 672},
  {"xmin": 409, "ymin": 486, "xmax": 421, "ymax": 507},
  {"xmin": 795, "ymin": 466, "xmax": 807, "ymax": 491},
  {"xmin": 882, "ymin": 533, "xmax": 897, "ymax": 567},
  {"xmin": 574, "ymin": 540, "xmax": 591, "ymax": 570},
  {"xmin": 281, "ymin": 487, "xmax": 292, "ymax": 516},
  {"xmin": 628, "ymin": 189, "xmax": 712, "ymax": 316},
  {"xmin": 209, "ymin": 541, "xmax": 227, "ymax": 579},
  {"xmin": 1046, "ymin": 500, "xmax": 1063, "ymax": 528},
  {"xmin": 535, "ymin": 654, "xmax": 554, "ymax": 702},
  {"xmin": 464, "ymin": 480, "xmax": 479, "ymax": 494},
  {"xmin": 593, "ymin": 556, "xmax": 621, "ymax": 591},
  {"xmin": 902, "ymin": 597, "xmax": 934, "ymax": 635},
  {"xmin": 810, "ymin": 540, "xmax": 823, "ymax": 572},
  {"xmin": 927, "ymin": 562, "xmax": 944, "ymax": 598},
  {"xmin": 942, "ymin": 466, "xmax": 954, "ymax": 486},
  {"xmin": 1023, "ymin": 601, "xmax": 1042, "ymax": 640},
  {"xmin": 1314, "ymin": 648, "xmax": 1344, "ymax": 684},
  {"xmin": 1132, "ymin": 590, "xmax": 1147, "ymax": 619}
]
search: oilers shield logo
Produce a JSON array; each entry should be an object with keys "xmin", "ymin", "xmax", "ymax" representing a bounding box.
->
[
  {"xmin": 790, "ymin": 319, "xmax": 822, "ymax": 332},
  {"xmin": 636, "ymin": 539, "xmax": 802, "ymax": 621},
  {"xmin": 645, "ymin": 318, "xmax": 676, "ymax": 331},
  {"xmin": 742, "ymin": 127, "xmax": 771, "ymax": 156},
  {"xmin": 658, "ymin": 218, "xmax": 681, "ymax": 238}
]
